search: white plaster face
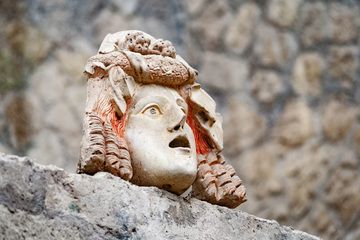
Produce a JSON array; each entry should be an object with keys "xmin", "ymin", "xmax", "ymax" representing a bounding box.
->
[{"xmin": 124, "ymin": 84, "xmax": 197, "ymax": 194}]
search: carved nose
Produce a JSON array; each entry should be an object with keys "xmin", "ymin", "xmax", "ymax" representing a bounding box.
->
[{"xmin": 168, "ymin": 115, "xmax": 186, "ymax": 132}]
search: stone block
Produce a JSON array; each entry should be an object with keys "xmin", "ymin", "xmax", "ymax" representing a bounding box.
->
[
  {"xmin": 254, "ymin": 24, "xmax": 297, "ymax": 68},
  {"xmin": 322, "ymin": 101, "xmax": 357, "ymax": 141},
  {"xmin": 300, "ymin": 2, "xmax": 328, "ymax": 47},
  {"xmin": 200, "ymin": 52, "xmax": 249, "ymax": 91},
  {"xmin": 251, "ymin": 70, "xmax": 284, "ymax": 104},
  {"xmin": 328, "ymin": 46, "xmax": 359, "ymax": 87},
  {"xmin": 225, "ymin": 3, "xmax": 261, "ymax": 55},
  {"xmin": 0, "ymin": 154, "xmax": 319, "ymax": 240},
  {"xmin": 275, "ymin": 100, "xmax": 313, "ymax": 147},
  {"xmin": 267, "ymin": 0, "xmax": 303, "ymax": 27},
  {"xmin": 224, "ymin": 101, "xmax": 266, "ymax": 155},
  {"xmin": 190, "ymin": 1, "xmax": 231, "ymax": 50},
  {"xmin": 329, "ymin": 3, "xmax": 360, "ymax": 44},
  {"xmin": 292, "ymin": 53, "xmax": 325, "ymax": 97}
]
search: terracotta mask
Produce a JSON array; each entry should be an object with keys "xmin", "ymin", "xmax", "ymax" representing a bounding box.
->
[{"xmin": 78, "ymin": 31, "xmax": 246, "ymax": 208}]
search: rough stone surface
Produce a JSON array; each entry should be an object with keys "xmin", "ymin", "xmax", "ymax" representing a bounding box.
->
[
  {"xmin": 322, "ymin": 101, "xmax": 357, "ymax": 141},
  {"xmin": 267, "ymin": 0, "xmax": 303, "ymax": 27},
  {"xmin": 253, "ymin": 24, "xmax": 298, "ymax": 68},
  {"xmin": 300, "ymin": 2, "xmax": 328, "ymax": 47},
  {"xmin": 0, "ymin": 154, "xmax": 319, "ymax": 240},
  {"xmin": 275, "ymin": 100, "xmax": 313, "ymax": 147},
  {"xmin": 224, "ymin": 101, "xmax": 266, "ymax": 155},
  {"xmin": 328, "ymin": 46, "xmax": 359, "ymax": 88},
  {"xmin": 329, "ymin": 3, "xmax": 360, "ymax": 44},
  {"xmin": 292, "ymin": 53, "xmax": 325, "ymax": 97},
  {"xmin": 200, "ymin": 52, "xmax": 249, "ymax": 91},
  {"xmin": 190, "ymin": 1, "xmax": 231, "ymax": 50},
  {"xmin": 225, "ymin": 3, "xmax": 260, "ymax": 55},
  {"xmin": 251, "ymin": 70, "xmax": 284, "ymax": 104},
  {"xmin": 1, "ymin": 1, "xmax": 360, "ymax": 239}
]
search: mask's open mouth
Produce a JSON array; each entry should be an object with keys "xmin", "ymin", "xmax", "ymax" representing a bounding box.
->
[{"xmin": 169, "ymin": 135, "xmax": 190, "ymax": 149}]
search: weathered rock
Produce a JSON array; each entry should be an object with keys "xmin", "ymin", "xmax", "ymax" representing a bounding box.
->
[
  {"xmin": 275, "ymin": 100, "xmax": 313, "ymax": 147},
  {"xmin": 190, "ymin": 1, "xmax": 231, "ymax": 50},
  {"xmin": 253, "ymin": 24, "xmax": 298, "ymax": 68},
  {"xmin": 224, "ymin": 101, "xmax": 266, "ymax": 155},
  {"xmin": 225, "ymin": 3, "xmax": 261, "ymax": 55},
  {"xmin": 300, "ymin": 2, "xmax": 328, "ymax": 47},
  {"xmin": 325, "ymin": 155, "xmax": 360, "ymax": 226},
  {"xmin": 26, "ymin": 129, "xmax": 75, "ymax": 172},
  {"xmin": 292, "ymin": 53, "xmax": 325, "ymax": 97},
  {"xmin": 328, "ymin": 46, "xmax": 359, "ymax": 87},
  {"xmin": 21, "ymin": 24, "xmax": 52, "ymax": 64},
  {"xmin": 1, "ymin": 1, "xmax": 360, "ymax": 239},
  {"xmin": 0, "ymin": 154, "xmax": 319, "ymax": 240},
  {"xmin": 267, "ymin": 0, "xmax": 303, "ymax": 27},
  {"xmin": 56, "ymin": 48, "xmax": 90, "ymax": 78},
  {"xmin": 109, "ymin": 0, "xmax": 138, "ymax": 17},
  {"xmin": 322, "ymin": 101, "xmax": 357, "ymax": 141},
  {"xmin": 238, "ymin": 142, "xmax": 285, "ymax": 198},
  {"xmin": 329, "ymin": 3, "xmax": 360, "ymax": 44},
  {"xmin": 184, "ymin": 0, "xmax": 206, "ymax": 16},
  {"xmin": 200, "ymin": 52, "xmax": 249, "ymax": 91},
  {"xmin": 251, "ymin": 70, "xmax": 284, "ymax": 104}
]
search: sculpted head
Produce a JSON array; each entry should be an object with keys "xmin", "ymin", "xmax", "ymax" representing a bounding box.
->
[
  {"xmin": 125, "ymin": 84, "xmax": 197, "ymax": 194},
  {"xmin": 79, "ymin": 30, "xmax": 246, "ymax": 208}
]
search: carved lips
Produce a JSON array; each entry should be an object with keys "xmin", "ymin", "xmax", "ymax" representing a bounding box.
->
[{"xmin": 169, "ymin": 134, "xmax": 191, "ymax": 153}]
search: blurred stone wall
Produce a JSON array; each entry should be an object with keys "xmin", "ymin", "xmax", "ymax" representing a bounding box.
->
[{"xmin": 0, "ymin": 0, "xmax": 359, "ymax": 239}]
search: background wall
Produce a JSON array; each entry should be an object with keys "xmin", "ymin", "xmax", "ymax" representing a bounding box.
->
[{"xmin": 0, "ymin": 0, "xmax": 359, "ymax": 239}]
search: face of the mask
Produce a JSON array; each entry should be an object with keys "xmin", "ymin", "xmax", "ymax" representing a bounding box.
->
[{"xmin": 124, "ymin": 84, "xmax": 197, "ymax": 194}]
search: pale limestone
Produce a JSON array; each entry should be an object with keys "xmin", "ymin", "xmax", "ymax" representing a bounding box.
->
[
  {"xmin": 328, "ymin": 46, "xmax": 359, "ymax": 86},
  {"xmin": 329, "ymin": 3, "xmax": 360, "ymax": 44},
  {"xmin": 27, "ymin": 129, "xmax": 71, "ymax": 171},
  {"xmin": 56, "ymin": 49, "xmax": 89, "ymax": 78},
  {"xmin": 322, "ymin": 101, "xmax": 357, "ymax": 141},
  {"xmin": 300, "ymin": 2, "xmax": 328, "ymax": 47},
  {"xmin": 1, "ymin": 1, "xmax": 360, "ymax": 239},
  {"xmin": 184, "ymin": 0, "xmax": 206, "ymax": 16},
  {"xmin": 110, "ymin": 0, "xmax": 138, "ymax": 17},
  {"xmin": 44, "ymin": 101, "xmax": 80, "ymax": 136},
  {"xmin": 224, "ymin": 101, "xmax": 266, "ymax": 155},
  {"xmin": 190, "ymin": 1, "xmax": 231, "ymax": 50},
  {"xmin": 251, "ymin": 70, "xmax": 284, "ymax": 104},
  {"xmin": 225, "ymin": 3, "xmax": 261, "ymax": 55},
  {"xmin": 22, "ymin": 24, "xmax": 52, "ymax": 64},
  {"xmin": 325, "ymin": 154, "xmax": 360, "ymax": 225},
  {"xmin": 275, "ymin": 100, "xmax": 313, "ymax": 147},
  {"xmin": 29, "ymin": 61, "xmax": 66, "ymax": 106},
  {"xmin": 200, "ymin": 52, "xmax": 249, "ymax": 91},
  {"xmin": 267, "ymin": 0, "xmax": 303, "ymax": 27},
  {"xmin": 292, "ymin": 53, "xmax": 325, "ymax": 97},
  {"xmin": 254, "ymin": 24, "xmax": 297, "ymax": 68},
  {"xmin": 0, "ymin": 154, "xmax": 319, "ymax": 240},
  {"xmin": 64, "ymin": 83, "xmax": 87, "ymax": 121}
]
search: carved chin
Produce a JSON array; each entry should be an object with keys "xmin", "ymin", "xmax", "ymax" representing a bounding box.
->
[{"xmin": 130, "ymin": 156, "xmax": 197, "ymax": 195}]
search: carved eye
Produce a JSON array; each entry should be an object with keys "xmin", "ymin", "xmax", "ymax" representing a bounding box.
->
[{"xmin": 142, "ymin": 104, "xmax": 162, "ymax": 116}]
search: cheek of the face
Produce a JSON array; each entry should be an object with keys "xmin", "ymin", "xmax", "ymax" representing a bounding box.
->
[{"xmin": 124, "ymin": 114, "xmax": 197, "ymax": 194}]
